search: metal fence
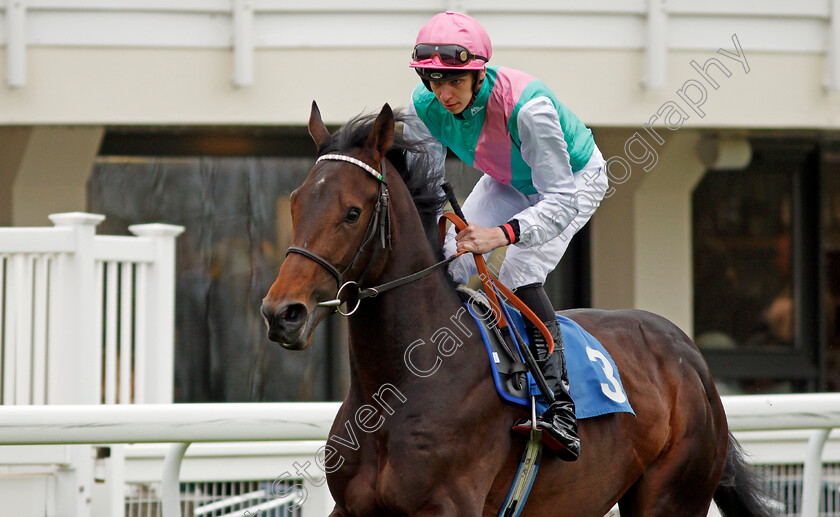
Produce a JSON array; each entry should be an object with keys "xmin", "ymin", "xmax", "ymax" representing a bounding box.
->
[
  {"xmin": 758, "ymin": 463, "xmax": 840, "ymax": 516},
  {"xmin": 125, "ymin": 480, "xmax": 303, "ymax": 517}
]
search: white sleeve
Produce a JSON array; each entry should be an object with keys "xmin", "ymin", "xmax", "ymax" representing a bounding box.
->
[
  {"xmin": 405, "ymin": 99, "xmax": 447, "ymax": 196},
  {"xmin": 513, "ymin": 96, "xmax": 580, "ymax": 248}
]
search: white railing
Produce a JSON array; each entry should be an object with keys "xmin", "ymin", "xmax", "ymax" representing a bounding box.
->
[
  {"xmin": 0, "ymin": 212, "xmax": 183, "ymax": 405},
  {"xmin": 2, "ymin": 395, "xmax": 840, "ymax": 517},
  {"xmin": 0, "ymin": 402, "xmax": 341, "ymax": 517}
]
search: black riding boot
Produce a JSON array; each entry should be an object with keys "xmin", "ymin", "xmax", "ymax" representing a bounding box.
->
[{"xmin": 511, "ymin": 285, "xmax": 580, "ymax": 462}]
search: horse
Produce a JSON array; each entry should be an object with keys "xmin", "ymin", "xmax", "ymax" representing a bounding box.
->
[{"xmin": 260, "ymin": 102, "xmax": 774, "ymax": 517}]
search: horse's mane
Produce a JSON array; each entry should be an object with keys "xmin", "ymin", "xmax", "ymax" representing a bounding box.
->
[{"xmin": 318, "ymin": 109, "xmax": 448, "ymax": 259}]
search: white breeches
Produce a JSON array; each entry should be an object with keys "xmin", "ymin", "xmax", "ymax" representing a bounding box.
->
[{"xmin": 444, "ymin": 148, "xmax": 608, "ymax": 289}]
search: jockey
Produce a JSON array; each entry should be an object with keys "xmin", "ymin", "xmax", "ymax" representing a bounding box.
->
[{"xmin": 405, "ymin": 11, "xmax": 608, "ymax": 461}]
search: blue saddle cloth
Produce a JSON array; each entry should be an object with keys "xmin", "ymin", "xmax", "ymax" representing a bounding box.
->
[{"xmin": 466, "ymin": 303, "xmax": 635, "ymax": 419}]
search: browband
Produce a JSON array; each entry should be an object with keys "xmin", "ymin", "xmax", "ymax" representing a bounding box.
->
[{"xmin": 317, "ymin": 154, "xmax": 385, "ymax": 183}]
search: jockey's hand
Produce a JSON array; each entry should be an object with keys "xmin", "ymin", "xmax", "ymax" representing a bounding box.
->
[{"xmin": 455, "ymin": 223, "xmax": 509, "ymax": 255}]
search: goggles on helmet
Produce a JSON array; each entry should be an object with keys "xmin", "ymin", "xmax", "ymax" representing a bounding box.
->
[{"xmin": 412, "ymin": 44, "xmax": 488, "ymax": 67}]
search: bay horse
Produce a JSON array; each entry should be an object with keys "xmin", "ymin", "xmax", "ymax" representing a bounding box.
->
[{"xmin": 261, "ymin": 102, "xmax": 774, "ymax": 517}]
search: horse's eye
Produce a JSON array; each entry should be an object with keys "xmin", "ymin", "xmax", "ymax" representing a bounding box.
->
[{"xmin": 344, "ymin": 207, "xmax": 362, "ymax": 224}]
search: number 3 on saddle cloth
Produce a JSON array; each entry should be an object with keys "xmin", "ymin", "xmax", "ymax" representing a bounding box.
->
[{"xmin": 461, "ymin": 288, "xmax": 635, "ymax": 419}]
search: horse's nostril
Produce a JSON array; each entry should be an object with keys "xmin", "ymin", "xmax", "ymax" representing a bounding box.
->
[
  {"xmin": 260, "ymin": 303, "xmax": 307, "ymax": 341},
  {"xmin": 281, "ymin": 303, "xmax": 307, "ymax": 326},
  {"xmin": 262, "ymin": 301, "xmax": 308, "ymax": 343}
]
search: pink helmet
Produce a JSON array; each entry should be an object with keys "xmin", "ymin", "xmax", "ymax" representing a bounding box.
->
[{"xmin": 409, "ymin": 11, "xmax": 492, "ymax": 76}]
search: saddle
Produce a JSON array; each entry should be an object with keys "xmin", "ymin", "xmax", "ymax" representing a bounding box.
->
[
  {"xmin": 458, "ymin": 286, "xmax": 635, "ymax": 419},
  {"xmin": 457, "ymin": 286, "xmax": 531, "ymax": 399}
]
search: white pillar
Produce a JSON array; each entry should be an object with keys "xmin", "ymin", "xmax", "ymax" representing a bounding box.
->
[
  {"xmin": 11, "ymin": 127, "xmax": 104, "ymax": 227},
  {"xmin": 633, "ymin": 132, "xmax": 707, "ymax": 335},
  {"xmin": 0, "ymin": 128, "xmax": 31, "ymax": 226},
  {"xmin": 232, "ymin": 0, "xmax": 255, "ymax": 87},
  {"xmin": 6, "ymin": 0, "xmax": 26, "ymax": 87},
  {"xmin": 643, "ymin": 0, "xmax": 667, "ymax": 89},
  {"xmin": 128, "ymin": 223, "xmax": 184, "ymax": 404},
  {"xmin": 828, "ymin": 0, "xmax": 840, "ymax": 92}
]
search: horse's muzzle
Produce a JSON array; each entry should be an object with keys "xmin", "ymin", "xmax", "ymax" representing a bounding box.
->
[{"xmin": 261, "ymin": 301, "xmax": 309, "ymax": 349}]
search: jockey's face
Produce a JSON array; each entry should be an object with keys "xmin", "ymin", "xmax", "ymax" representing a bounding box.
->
[{"xmin": 430, "ymin": 70, "xmax": 485, "ymax": 115}]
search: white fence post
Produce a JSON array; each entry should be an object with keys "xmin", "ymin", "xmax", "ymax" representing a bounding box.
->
[
  {"xmin": 47, "ymin": 212, "xmax": 106, "ymax": 405},
  {"xmin": 53, "ymin": 444, "xmax": 95, "ymax": 517},
  {"xmin": 46, "ymin": 213, "xmax": 105, "ymax": 517},
  {"xmin": 128, "ymin": 223, "xmax": 184, "ymax": 404},
  {"xmin": 91, "ymin": 444, "xmax": 126, "ymax": 517}
]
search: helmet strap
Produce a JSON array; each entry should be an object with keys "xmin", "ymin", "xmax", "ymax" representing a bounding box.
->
[
  {"xmin": 464, "ymin": 70, "xmax": 484, "ymax": 110},
  {"xmin": 419, "ymin": 69, "xmax": 485, "ymax": 111}
]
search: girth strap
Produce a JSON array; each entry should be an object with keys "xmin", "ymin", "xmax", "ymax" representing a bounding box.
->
[{"xmin": 499, "ymin": 399, "xmax": 544, "ymax": 517}]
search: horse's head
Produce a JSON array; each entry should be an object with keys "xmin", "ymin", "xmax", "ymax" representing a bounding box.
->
[{"xmin": 261, "ymin": 101, "xmax": 396, "ymax": 350}]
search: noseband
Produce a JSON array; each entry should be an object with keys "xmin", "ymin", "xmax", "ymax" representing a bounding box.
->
[{"xmin": 285, "ymin": 153, "xmax": 392, "ymax": 314}]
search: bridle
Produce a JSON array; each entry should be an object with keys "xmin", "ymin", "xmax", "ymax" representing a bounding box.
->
[
  {"xmin": 286, "ymin": 153, "xmax": 463, "ymax": 316},
  {"xmin": 285, "ymin": 153, "xmax": 392, "ymax": 315}
]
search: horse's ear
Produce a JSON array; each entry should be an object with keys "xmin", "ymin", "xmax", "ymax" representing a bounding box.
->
[
  {"xmin": 308, "ymin": 101, "xmax": 331, "ymax": 150},
  {"xmin": 365, "ymin": 103, "xmax": 395, "ymax": 163}
]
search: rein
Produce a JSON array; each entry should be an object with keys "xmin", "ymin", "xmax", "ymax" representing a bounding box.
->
[
  {"xmin": 284, "ymin": 153, "xmax": 554, "ymax": 356},
  {"xmin": 318, "ymin": 249, "xmax": 467, "ymax": 314}
]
